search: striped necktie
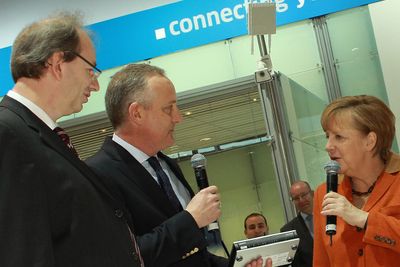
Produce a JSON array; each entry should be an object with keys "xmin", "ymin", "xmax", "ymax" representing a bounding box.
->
[{"xmin": 53, "ymin": 127, "xmax": 79, "ymax": 157}]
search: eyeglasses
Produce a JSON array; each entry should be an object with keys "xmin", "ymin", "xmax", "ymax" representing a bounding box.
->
[
  {"xmin": 66, "ymin": 51, "xmax": 102, "ymax": 80},
  {"xmin": 291, "ymin": 191, "xmax": 311, "ymax": 202}
]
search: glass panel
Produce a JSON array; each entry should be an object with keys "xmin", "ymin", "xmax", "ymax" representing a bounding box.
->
[
  {"xmin": 326, "ymin": 6, "xmax": 398, "ymax": 152},
  {"xmin": 280, "ymin": 71, "xmax": 329, "ymax": 188},
  {"xmin": 229, "ymin": 19, "xmax": 331, "ymax": 189},
  {"xmin": 327, "ymin": 6, "xmax": 387, "ymax": 101}
]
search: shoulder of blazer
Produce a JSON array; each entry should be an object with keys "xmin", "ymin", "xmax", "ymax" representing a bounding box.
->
[
  {"xmin": 86, "ymin": 137, "xmax": 154, "ymax": 192},
  {"xmin": 94, "ymin": 137, "xmax": 150, "ymax": 177},
  {"xmin": 1, "ymin": 96, "xmax": 125, "ymax": 209},
  {"xmin": 90, "ymin": 138, "xmax": 182, "ymax": 215},
  {"xmin": 281, "ymin": 214, "xmax": 306, "ymax": 232}
]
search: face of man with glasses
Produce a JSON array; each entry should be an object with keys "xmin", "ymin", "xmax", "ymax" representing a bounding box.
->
[
  {"xmin": 68, "ymin": 51, "xmax": 102, "ymax": 80},
  {"xmin": 61, "ymin": 31, "xmax": 101, "ymax": 115},
  {"xmin": 290, "ymin": 181, "xmax": 314, "ymax": 215}
]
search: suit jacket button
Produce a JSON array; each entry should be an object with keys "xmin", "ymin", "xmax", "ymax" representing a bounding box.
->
[
  {"xmin": 357, "ymin": 249, "xmax": 363, "ymax": 256},
  {"xmin": 115, "ymin": 209, "xmax": 124, "ymax": 218}
]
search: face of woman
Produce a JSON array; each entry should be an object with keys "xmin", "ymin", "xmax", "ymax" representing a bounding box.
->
[{"xmin": 324, "ymin": 114, "xmax": 374, "ymax": 177}]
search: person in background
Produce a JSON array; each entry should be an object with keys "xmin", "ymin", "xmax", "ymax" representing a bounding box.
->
[
  {"xmin": 281, "ymin": 180, "xmax": 314, "ymax": 267},
  {"xmin": 313, "ymin": 95, "xmax": 400, "ymax": 266},
  {"xmin": 244, "ymin": 212, "xmax": 269, "ymax": 239},
  {"xmin": 86, "ymin": 63, "xmax": 228, "ymax": 267},
  {"xmin": 0, "ymin": 12, "xmax": 141, "ymax": 267}
]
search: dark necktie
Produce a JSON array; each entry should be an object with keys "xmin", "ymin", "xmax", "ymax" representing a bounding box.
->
[
  {"xmin": 147, "ymin": 156, "xmax": 183, "ymax": 212},
  {"xmin": 53, "ymin": 127, "xmax": 79, "ymax": 157}
]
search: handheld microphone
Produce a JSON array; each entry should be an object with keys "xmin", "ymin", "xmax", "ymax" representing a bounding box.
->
[
  {"xmin": 190, "ymin": 153, "xmax": 218, "ymax": 231},
  {"xmin": 191, "ymin": 153, "xmax": 209, "ymax": 190},
  {"xmin": 190, "ymin": 153, "xmax": 230, "ymax": 257},
  {"xmin": 324, "ymin": 160, "xmax": 340, "ymax": 246}
]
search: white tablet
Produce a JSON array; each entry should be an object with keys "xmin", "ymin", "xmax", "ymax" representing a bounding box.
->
[{"xmin": 228, "ymin": 230, "xmax": 299, "ymax": 267}]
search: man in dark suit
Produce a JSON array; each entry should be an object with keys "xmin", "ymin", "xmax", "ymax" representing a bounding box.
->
[
  {"xmin": 86, "ymin": 63, "xmax": 229, "ymax": 267},
  {"xmin": 0, "ymin": 13, "xmax": 141, "ymax": 267},
  {"xmin": 280, "ymin": 181, "xmax": 314, "ymax": 267}
]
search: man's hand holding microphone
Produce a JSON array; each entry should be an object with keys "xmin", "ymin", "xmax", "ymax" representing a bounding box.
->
[{"xmin": 186, "ymin": 185, "xmax": 221, "ymax": 228}]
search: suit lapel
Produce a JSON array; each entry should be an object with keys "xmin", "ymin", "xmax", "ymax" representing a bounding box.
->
[
  {"xmin": 102, "ymin": 138, "xmax": 179, "ymax": 216},
  {"xmin": 1, "ymin": 96, "xmax": 122, "ymax": 206}
]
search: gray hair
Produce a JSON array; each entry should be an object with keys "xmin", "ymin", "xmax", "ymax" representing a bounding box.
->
[
  {"xmin": 105, "ymin": 63, "xmax": 166, "ymax": 129},
  {"xmin": 11, "ymin": 11, "xmax": 88, "ymax": 82}
]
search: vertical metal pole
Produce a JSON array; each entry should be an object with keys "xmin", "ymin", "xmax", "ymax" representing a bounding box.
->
[
  {"xmin": 255, "ymin": 35, "xmax": 297, "ymax": 222},
  {"xmin": 313, "ymin": 16, "xmax": 342, "ymax": 102}
]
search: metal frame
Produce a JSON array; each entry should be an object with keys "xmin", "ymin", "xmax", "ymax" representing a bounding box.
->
[
  {"xmin": 255, "ymin": 35, "xmax": 298, "ymax": 222},
  {"xmin": 313, "ymin": 16, "xmax": 342, "ymax": 102}
]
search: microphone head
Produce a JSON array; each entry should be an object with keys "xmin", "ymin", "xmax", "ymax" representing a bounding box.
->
[
  {"xmin": 191, "ymin": 153, "xmax": 207, "ymax": 168},
  {"xmin": 324, "ymin": 160, "xmax": 340, "ymax": 174}
]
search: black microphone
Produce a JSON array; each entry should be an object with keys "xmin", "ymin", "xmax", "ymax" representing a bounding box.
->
[
  {"xmin": 190, "ymin": 153, "xmax": 218, "ymax": 231},
  {"xmin": 191, "ymin": 153, "xmax": 209, "ymax": 190},
  {"xmin": 324, "ymin": 160, "xmax": 340, "ymax": 246},
  {"xmin": 190, "ymin": 153, "xmax": 231, "ymax": 257}
]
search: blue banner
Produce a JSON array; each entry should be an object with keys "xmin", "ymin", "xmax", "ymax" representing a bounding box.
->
[
  {"xmin": 0, "ymin": 47, "xmax": 12, "ymax": 96},
  {"xmin": 0, "ymin": 0, "xmax": 381, "ymax": 96}
]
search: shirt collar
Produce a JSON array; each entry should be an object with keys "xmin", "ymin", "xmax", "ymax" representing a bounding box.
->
[
  {"xmin": 112, "ymin": 133, "xmax": 151, "ymax": 164},
  {"xmin": 7, "ymin": 90, "xmax": 57, "ymax": 130}
]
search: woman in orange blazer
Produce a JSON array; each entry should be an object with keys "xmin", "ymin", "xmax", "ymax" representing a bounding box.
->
[{"xmin": 313, "ymin": 95, "xmax": 400, "ymax": 267}]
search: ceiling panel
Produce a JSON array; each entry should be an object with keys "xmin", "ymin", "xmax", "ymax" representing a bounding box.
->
[{"xmin": 63, "ymin": 78, "xmax": 267, "ymax": 160}]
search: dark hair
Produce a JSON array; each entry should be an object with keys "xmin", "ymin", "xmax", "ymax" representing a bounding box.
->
[
  {"xmin": 321, "ymin": 95, "xmax": 395, "ymax": 162},
  {"xmin": 11, "ymin": 12, "xmax": 86, "ymax": 82},
  {"xmin": 105, "ymin": 63, "xmax": 166, "ymax": 129},
  {"xmin": 244, "ymin": 212, "xmax": 267, "ymax": 230}
]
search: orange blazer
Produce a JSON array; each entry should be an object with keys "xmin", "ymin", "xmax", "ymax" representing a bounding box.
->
[{"xmin": 313, "ymin": 161, "xmax": 400, "ymax": 267}]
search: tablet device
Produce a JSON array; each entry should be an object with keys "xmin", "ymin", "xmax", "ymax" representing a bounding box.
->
[{"xmin": 228, "ymin": 230, "xmax": 299, "ymax": 267}]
